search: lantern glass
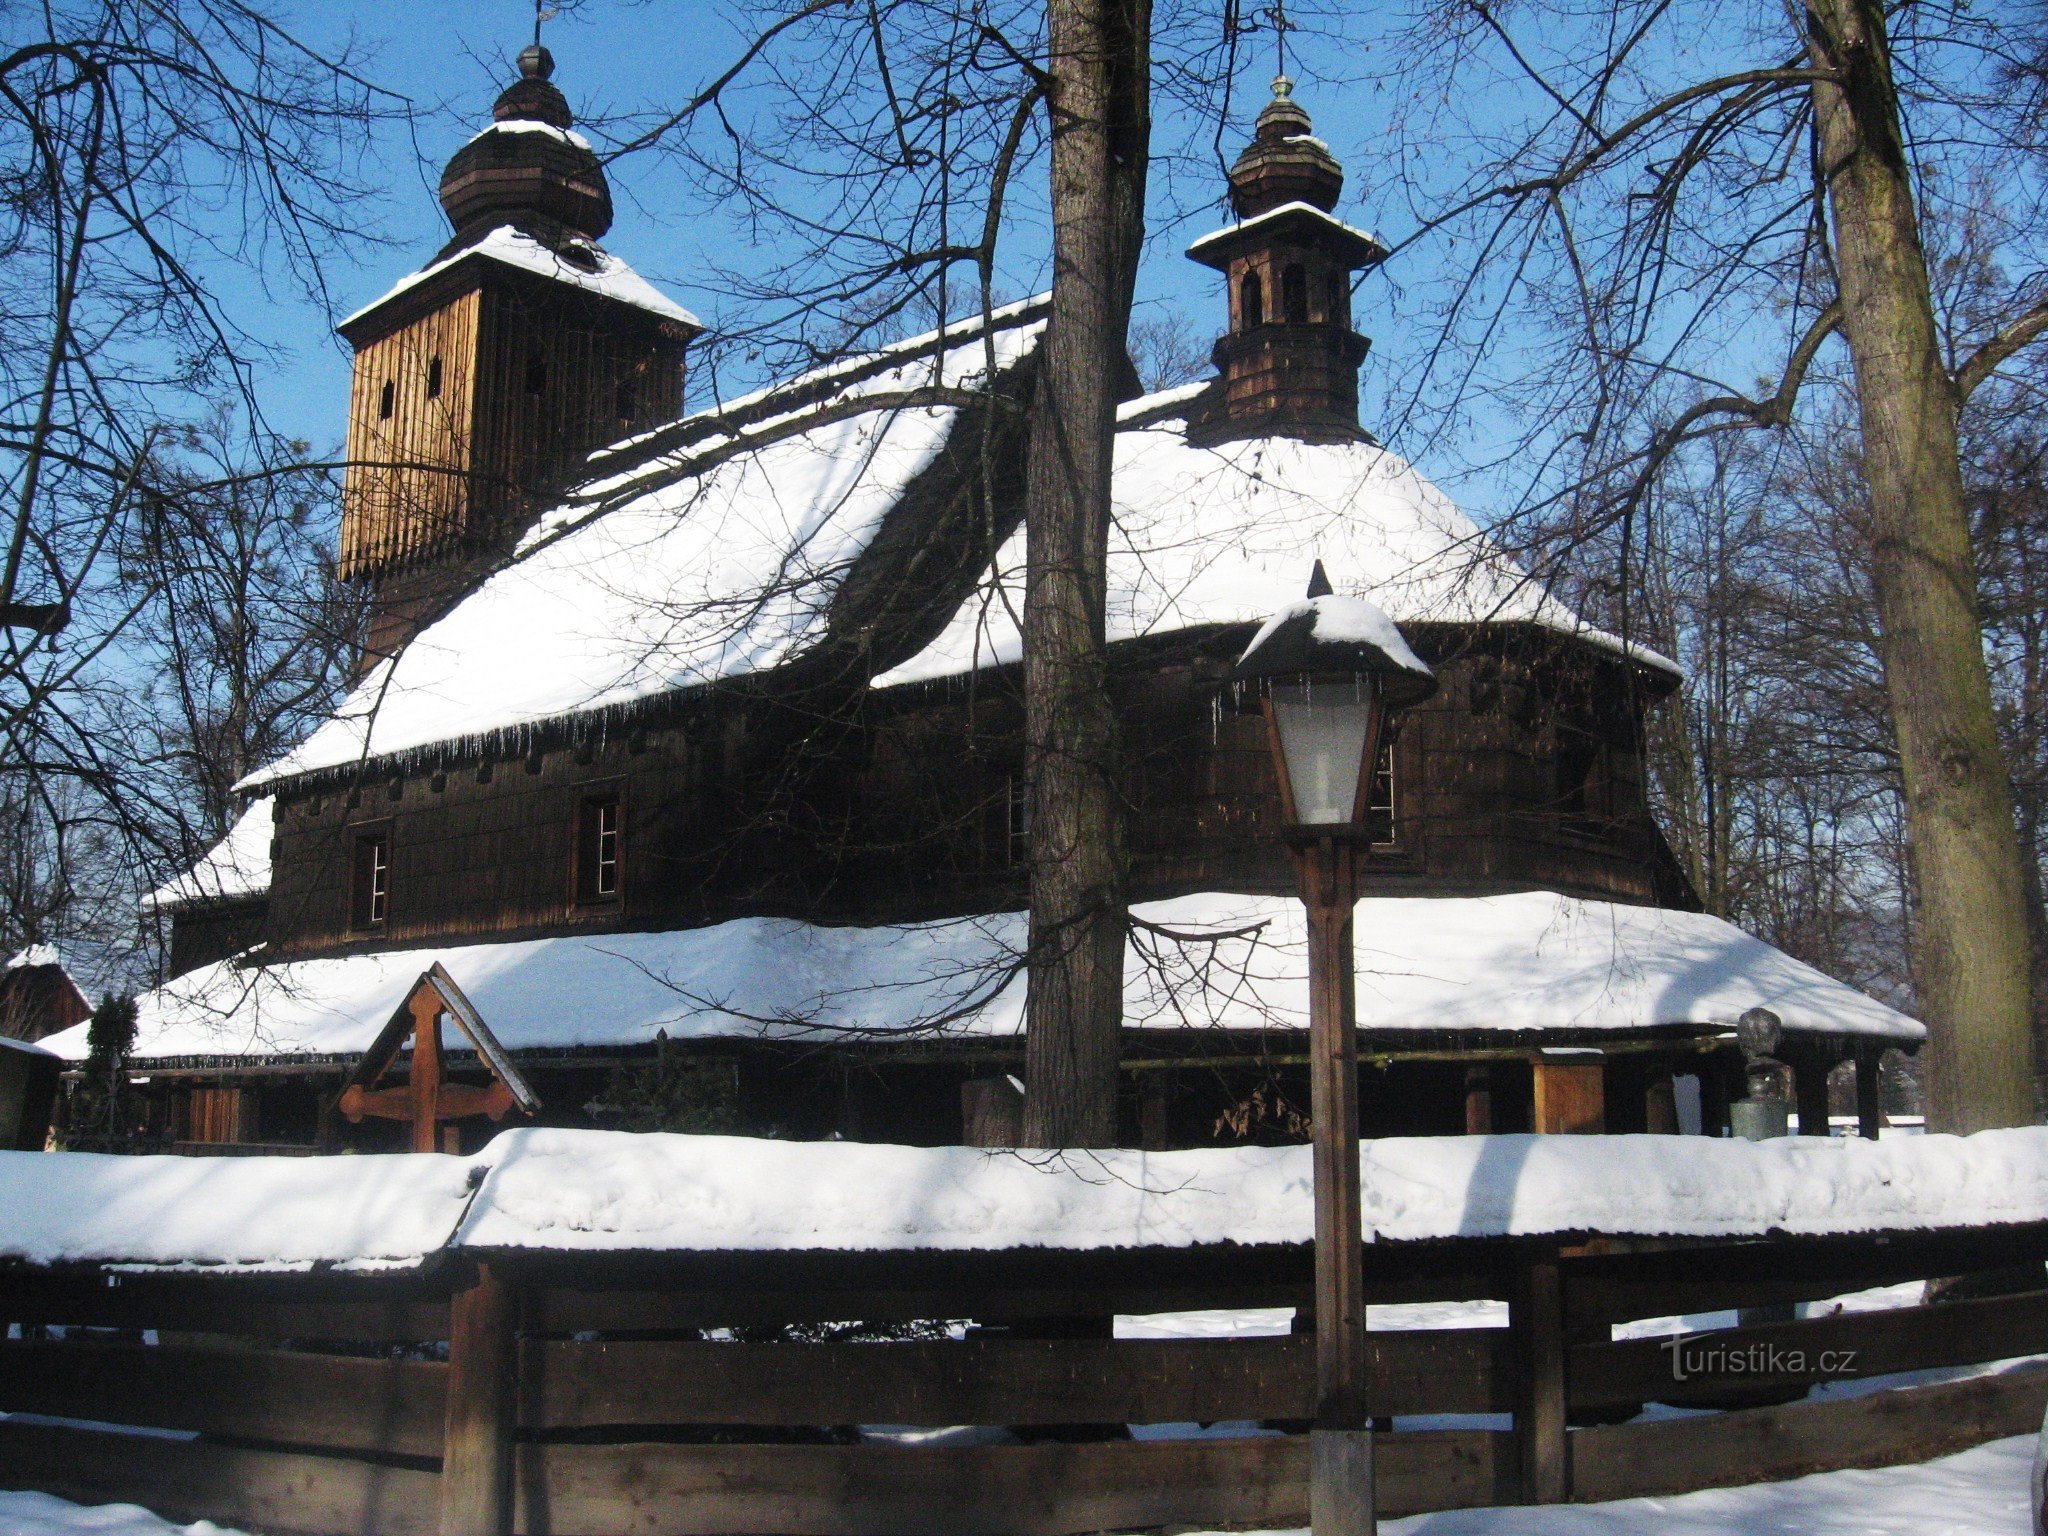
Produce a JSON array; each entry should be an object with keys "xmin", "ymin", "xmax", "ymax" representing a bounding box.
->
[{"xmin": 1268, "ymin": 674, "xmax": 1382, "ymax": 827}]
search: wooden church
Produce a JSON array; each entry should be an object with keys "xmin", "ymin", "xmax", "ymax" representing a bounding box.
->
[{"xmin": 69, "ymin": 59, "xmax": 1924, "ymax": 1154}]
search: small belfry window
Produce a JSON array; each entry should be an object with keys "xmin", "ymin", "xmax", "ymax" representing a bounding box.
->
[
  {"xmin": 615, "ymin": 373, "xmax": 637, "ymax": 423},
  {"xmin": 524, "ymin": 349, "xmax": 548, "ymax": 396},
  {"xmin": 378, "ymin": 379, "xmax": 396, "ymax": 419},
  {"xmin": 1007, "ymin": 774, "xmax": 1031, "ymax": 866},
  {"xmin": 577, "ymin": 792, "xmax": 622, "ymax": 902},
  {"xmin": 1282, "ymin": 263, "xmax": 1309, "ymax": 323},
  {"xmin": 351, "ymin": 829, "xmax": 390, "ymax": 930},
  {"xmin": 1239, "ymin": 270, "xmax": 1264, "ymax": 328},
  {"xmin": 1367, "ymin": 735, "xmax": 1395, "ymax": 846},
  {"xmin": 426, "ymin": 356, "xmax": 443, "ymax": 399}
]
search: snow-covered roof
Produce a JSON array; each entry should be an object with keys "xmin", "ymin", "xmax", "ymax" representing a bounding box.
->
[
  {"xmin": 1184, "ymin": 199, "xmax": 1385, "ymax": 265},
  {"xmin": 3, "ymin": 1124, "xmax": 2046, "ymax": 1272},
  {"xmin": 464, "ymin": 118, "xmax": 593, "ymax": 152},
  {"xmin": 340, "ymin": 224, "xmax": 699, "ymax": 331},
  {"xmin": 240, "ymin": 315, "xmax": 1042, "ymax": 788},
  {"xmin": 874, "ymin": 405, "xmax": 1681, "ymax": 687},
  {"xmin": 141, "ymin": 798, "xmax": 273, "ymax": 913},
  {"xmin": 4, "ymin": 945, "xmax": 62, "ymax": 971},
  {"xmin": 43, "ymin": 890, "xmax": 1921, "ymax": 1066},
  {"xmin": 0, "ymin": 1147, "xmax": 478, "ymax": 1272}
]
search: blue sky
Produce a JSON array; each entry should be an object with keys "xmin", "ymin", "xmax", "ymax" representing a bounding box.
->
[{"xmin": 225, "ymin": 0, "xmax": 1441, "ymax": 476}]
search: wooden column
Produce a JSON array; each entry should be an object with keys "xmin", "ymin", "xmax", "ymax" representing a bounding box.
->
[
  {"xmin": 1644, "ymin": 1069, "xmax": 1679, "ymax": 1135},
  {"xmin": 1531, "ymin": 1053, "xmax": 1604, "ymax": 1134},
  {"xmin": 1298, "ymin": 835, "xmax": 1372, "ymax": 1536},
  {"xmin": 440, "ymin": 1264, "xmax": 517, "ymax": 1536},
  {"xmin": 409, "ymin": 990, "xmax": 445, "ymax": 1155},
  {"xmin": 1462, "ymin": 1065, "xmax": 1494, "ymax": 1135},
  {"xmin": 1791, "ymin": 1051, "xmax": 1833, "ymax": 1137},
  {"xmin": 1854, "ymin": 1045, "xmax": 1884, "ymax": 1140},
  {"xmin": 1511, "ymin": 1251, "xmax": 1569, "ymax": 1504}
]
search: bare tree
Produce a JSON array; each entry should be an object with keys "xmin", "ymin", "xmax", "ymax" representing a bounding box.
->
[
  {"xmin": 1369, "ymin": 0, "xmax": 2048, "ymax": 1130},
  {"xmin": 0, "ymin": 2, "xmax": 403, "ymax": 983}
]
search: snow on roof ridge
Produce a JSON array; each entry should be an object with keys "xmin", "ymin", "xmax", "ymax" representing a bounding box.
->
[
  {"xmin": 1185, "ymin": 199, "xmax": 1384, "ymax": 260},
  {"xmin": 465, "ymin": 118, "xmax": 593, "ymax": 151},
  {"xmin": 4, "ymin": 944, "xmax": 62, "ymax": 971},
  {"xmin": 583, "ymin": 294, "xmax": 1051, "ymax": 473},
  {"xmin": 340, "ymin": 224, "xmax": 699, "ymax": 331}
]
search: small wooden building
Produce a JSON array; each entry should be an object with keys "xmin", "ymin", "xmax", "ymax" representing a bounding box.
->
[{"xmin": 57, "ymin": 71, "xmax": 1922, "ymax": 1152}]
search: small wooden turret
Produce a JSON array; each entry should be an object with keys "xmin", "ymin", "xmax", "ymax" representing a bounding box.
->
[
  {"xmin": 1186, "ymin": 78, "xmax": 1386, "ymax": 445},
  {"xmin": 337, "ymin": 45, "xmax": 701, "ymax": 660}
]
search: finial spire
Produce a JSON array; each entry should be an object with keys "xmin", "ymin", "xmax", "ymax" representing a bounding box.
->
[
  {"xmin": 533, "ymin": 0, "xmax": 556, "ymax": 48},
  {"xmin": 1306, "ymin": 560, "xmax": 1334, "ymax": 599}
]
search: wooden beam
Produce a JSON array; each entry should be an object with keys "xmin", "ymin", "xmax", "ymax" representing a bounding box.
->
[
  {"xmin": 513, "ymin": 1429, "xmax": 1516, "ymax": 1535},
  {"xmin": 0, "ymin": 1340, "xmax": 445, "ymax": 1456},
  {"xmin": 0, "ymin": 1418, "xmax": 438, "ymax": 1536},
  {"xmin": 1570, "ymin": 1288, "xmax": 2048, "ymax": 1411},
  {"xmin": 519, "ymin": 1329, "xmax": 1508, "ymax": 1430},
  {"xmin": 442, "ymin": 1266, "xmax": 517, "ymax": 1536},
  {"xmin": 1573, "ymin": 1360, "xmax": 2048, "ymax": 1502}
]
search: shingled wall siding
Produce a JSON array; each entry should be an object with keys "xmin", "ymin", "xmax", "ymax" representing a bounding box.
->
[{"xmin": 260, "ymin": 635, "xmax": 1683, "ymax": 959}]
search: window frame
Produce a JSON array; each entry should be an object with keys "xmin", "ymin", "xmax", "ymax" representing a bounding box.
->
[
  {"xmin": 348, "ymin": 821, "xmax": 393, "ymax": 933},
  {"xmin": 572, "ymin": 782, "xmax": 627, "ymax": 906}
]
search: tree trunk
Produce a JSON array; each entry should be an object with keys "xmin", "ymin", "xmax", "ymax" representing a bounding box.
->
[
  {"xmin": 1019, "ymin": 0, "xmax": 1150, "ymax": 1149},
  {"xmin": 1807, "ymin": 0, "xmax": 2036, "ymax": 1131}
]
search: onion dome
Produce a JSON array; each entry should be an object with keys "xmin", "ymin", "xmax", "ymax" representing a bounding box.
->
[
  {"xmin": 1228, "ymin": 77, "xmax": 1344, "ymax": 218},
  {"xmin": 438, "ymin": 45, "xmax": 613, "ymax": 249}
]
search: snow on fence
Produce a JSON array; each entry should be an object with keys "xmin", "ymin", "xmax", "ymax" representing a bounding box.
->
[{"xmin": 0, "ymin": 1129, "xmax": 2044, "ymax": 1535}]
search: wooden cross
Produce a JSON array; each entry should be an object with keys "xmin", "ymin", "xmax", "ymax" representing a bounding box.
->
[{"xmin": 337, "ymin": 964, "xmax": 539, "ymax": 1153}]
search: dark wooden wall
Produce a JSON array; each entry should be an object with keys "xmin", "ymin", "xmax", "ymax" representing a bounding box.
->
[{"xmin": 256, "ymin": 624, "xmax": 1686, "ymax": 964}]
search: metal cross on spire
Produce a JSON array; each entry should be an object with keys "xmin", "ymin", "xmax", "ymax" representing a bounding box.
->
[
  {"xmin": 533, "ymin": 0, "xmax": 559, "ymax": 48},
  {"xmin": 1266, "ymin": 0, "xmax": 1293, "ymax": 85}
]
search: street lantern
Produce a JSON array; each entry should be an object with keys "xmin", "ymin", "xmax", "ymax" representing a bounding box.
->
[{"xmin": 1232, "ymin": 563, "xmax": 1435, "ymax": 1536}]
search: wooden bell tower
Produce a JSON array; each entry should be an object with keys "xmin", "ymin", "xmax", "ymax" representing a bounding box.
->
[
  {"xmin": 337, "ymin": 44, "xmax": 701, "ymax": 660},
  {"xmin": 1186, "ymin": 78, "xmax": 1387, "ymax": 446}
]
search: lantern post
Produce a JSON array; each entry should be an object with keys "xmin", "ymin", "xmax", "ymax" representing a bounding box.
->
[{"xmin": 1231, "ymin": 565, "xmax": 1436, "ymax": 1536}]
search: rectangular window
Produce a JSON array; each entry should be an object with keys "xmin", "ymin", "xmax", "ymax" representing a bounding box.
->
[
  {"xmin": 426, "ymin": 356, "xmax": 443, "ymax": 399},
  {"xmin": 576, "ymin": 792, "xmax": 623, "ymax": 902},
  {"xmin": 351, "ymin": 828, "xmax": 390, "ymax": 930}
]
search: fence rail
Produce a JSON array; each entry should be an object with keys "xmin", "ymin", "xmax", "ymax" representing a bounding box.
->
[{"xmin": 0, "ymin": 1226, "xmax": 2044, "ymax": 1535}]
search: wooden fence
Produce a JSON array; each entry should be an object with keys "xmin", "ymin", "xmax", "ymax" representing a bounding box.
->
[{"xmin": 0, "ymin": 1222, "xmax": 2044, "ymax": 1536}]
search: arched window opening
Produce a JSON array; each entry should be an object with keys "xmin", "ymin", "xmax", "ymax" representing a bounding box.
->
[
  {"xmin": 524, "ymin": 350, "xmax": 548, "ymax": 397},
  {"xmin": 377, "ymin": 379, "xmax": 395, "ymax": 419},
  {"xmin": 1282, "ymin": 263, "xmax": 1309, "ymax": 323},
  {"xmin": 1327, "ymin": 272, "xmax": 1349, "ymax": 324},
  {"xmin": 1239, "ymin": 270, "xmax": 1264, "ymax": 328},
  {"xmin": 426, "ymin": 357, "xmax": 443, "ymax": 400},
  {"xmin": 615, "ymin": 373, "xmax": 638, "ymax": 423}
]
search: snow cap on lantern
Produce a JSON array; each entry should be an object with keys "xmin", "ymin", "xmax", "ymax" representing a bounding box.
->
[{"xmin": 1233, "ymin": 563, "xmax": 1436, "ymax": 828}]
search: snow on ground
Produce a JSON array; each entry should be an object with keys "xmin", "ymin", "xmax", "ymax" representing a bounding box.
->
[
  {"xmin": 0, "ymin": 1492, "xmax": 244, "ymax": 1536},
  {"xmin": 0, "ymin": 1437, "xmax": 2030, "ymax": 1536},
  {"xmin": 55, "ymin": 887, "xmax": 1922, "ymax": 1064},
  {"xmin": 1379, "ymin": 1435, "xmax": 2036, "ymax": 1535}
]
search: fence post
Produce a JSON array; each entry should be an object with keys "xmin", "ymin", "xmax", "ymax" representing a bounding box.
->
[
  {"xmin": 441, "ymin": 1263, "xmax": 517, "ymax": 1536},
  {"xmin": 1511, "ymin": 1249, "xmax": 1569, "ymax": 1504}
]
